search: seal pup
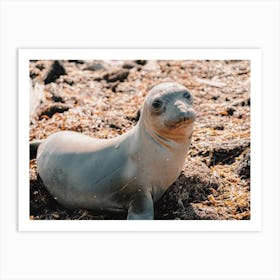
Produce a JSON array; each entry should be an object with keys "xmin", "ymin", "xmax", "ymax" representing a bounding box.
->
[{"xmin": 32, "ymin": 82, "xmax": 196, "ymax": 220}]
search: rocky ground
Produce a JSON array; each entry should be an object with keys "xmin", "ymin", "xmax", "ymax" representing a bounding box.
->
[{"xmin": 29, "ymin": 59, "xmax": 250, "ymax": 220}]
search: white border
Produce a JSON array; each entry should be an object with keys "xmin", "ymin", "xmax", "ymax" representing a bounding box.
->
[{"xmin": 18, "ymin": 49, "xmax": 262, "ymax": 232}]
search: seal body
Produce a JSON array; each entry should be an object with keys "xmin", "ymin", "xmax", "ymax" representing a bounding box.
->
[{"xmin": 36, "ymin": 82, "xmax": 196, "ymax": 219}]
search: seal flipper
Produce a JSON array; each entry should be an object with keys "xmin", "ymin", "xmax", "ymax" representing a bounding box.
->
[{"xmin": 127, "ymin": 192, "xmax": 154, "ymax": 220}]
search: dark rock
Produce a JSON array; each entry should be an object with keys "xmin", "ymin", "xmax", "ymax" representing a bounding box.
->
[
  {"xmin": 233, "ymin": 98, "xmax": 250, "ymax": 107},
  {"xmin": 51, "ymin": 91, "xmax": 65, "ymax": 103},
  {"xmin": 236, "ymin": 150, "xmax": 250, "ymax": 179},
  {"xmin": 237, "ymin": 70, "xmax": 249, "ymax": 75},
  {"xmin": 105, "ymin": 81, "xmax": 119, "ymax": 92},
  {"xmin": 44, "ymin": 61, "xmax": 67, "ymax": 84},
  {"xmin": 84, "ymin": 62, "xmax": 107, "ymax": 71},
  {"xmin": 38, "ymin": 103, "xmax": 70, "ymax": 119},
  {"xmin": 226, "ymin": 107, "xmax": 235, "ymax": 116},
  {"xmin": 93, "ymin": 77, "xmax": 103, "ymax": 82},
  {"xmin": 68, "ymin": 60, "xmax": 84, "ymax": 64},
  {"xmin": 213, "ymin": 125, "xmax": 224, "ymax": 130},
  {"xmin": 242, "ymin": 98, "xmax": 250, "ymax": 107},
  {"xmin": 122, "ymin": 61, "xmax": 137, "ymax": 69},
  {"xmin": 64, "ymin": 78, "xmax": 74, "ymax": 86},
  {"xmin": 30, "ymin": 72, "xmax": 39, "ymax": 79},
  {"xmin": 35, "ymin": 63, "xmax": 45, "ymax": 71},
  {"xmin": 212, "ymin": 95, "xmax": 220, "ymax": 100},
  {"xmin": 103, "ymin": 69, "xmax": 129, "ymax": 83},
  {"xmin": 200, "ymin": 139, "xmax": 250, "ymax": 166},
  {"xmin": 134, "ymin": 60, "xmax": 147, "ymax": 66},
  {"xmin": 109, "ymin": 123, "xmax": 122, "ymax": 130}
]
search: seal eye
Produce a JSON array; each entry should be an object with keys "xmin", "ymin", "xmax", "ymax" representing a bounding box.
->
[
  {"xmin": 183, "ymin": 91, "xmax": 191, "ymax": 99},
  {"xmin": 152, "ymin": 99, "xmax": 163, "ymax": 110}
]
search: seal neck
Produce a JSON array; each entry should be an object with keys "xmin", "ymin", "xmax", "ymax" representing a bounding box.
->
[
  {"xmin": 145, "ymin": 128, "xmax": 174, "ymax": 150},
  {"xmin": 136, "ymin": 120, "xmax": 190, "ymax": 151}
]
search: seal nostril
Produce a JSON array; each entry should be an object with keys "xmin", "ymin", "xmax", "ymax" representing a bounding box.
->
[
  {"xmin": 177, "ymin": 110, "xmax": 197, "ymax": 123},
  {"xmin": 177, "ymin": 111, "xmax": 189, "ymax": 122}
]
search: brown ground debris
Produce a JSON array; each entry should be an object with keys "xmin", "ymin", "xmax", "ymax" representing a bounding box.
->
[{"xmin": 29, "ymin": 59, "xmax": 250, "ymax": 220}]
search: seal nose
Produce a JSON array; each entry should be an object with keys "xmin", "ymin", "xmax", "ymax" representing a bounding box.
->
[
  {"xmin": 174, "ymin": 100, "xmax": 187, "ymax": 112},
  {"xmin": 174, "ymin": 100, "xmax": 196, "ymax": 122}
]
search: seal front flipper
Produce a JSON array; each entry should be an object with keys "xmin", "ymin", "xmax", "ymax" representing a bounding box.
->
[{"xmin": 127, "ymin": 192, "xmax": 154, "ymax": 220}]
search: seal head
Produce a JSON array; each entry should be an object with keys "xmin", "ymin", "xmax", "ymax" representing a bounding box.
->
[{"xmin": 140, "ymin": 82, "xmax": 196, "ymax": 144}]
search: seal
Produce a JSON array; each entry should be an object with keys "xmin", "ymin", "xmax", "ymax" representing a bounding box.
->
[{"xmin": 33, "ymin": 82, "xmax": 196, "ymax": 220}]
